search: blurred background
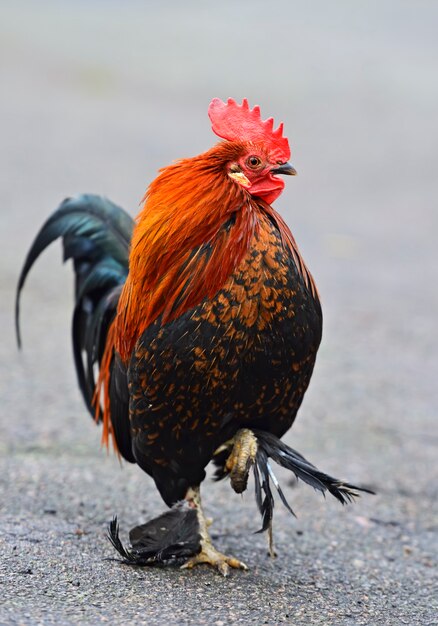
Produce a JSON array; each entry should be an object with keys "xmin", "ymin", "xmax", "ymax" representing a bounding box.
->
[{"xmin": 0, "ymin": 1, "xmax": 437, "ymax": 624}]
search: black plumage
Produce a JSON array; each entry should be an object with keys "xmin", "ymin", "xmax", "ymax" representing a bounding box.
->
[
  {"xmin": 107, "ymin": 503, "xmax": 201, "ymax": 567},
  {"xmin": 250, "ymin": 430, "xmax": 375, "ymax": 533}
]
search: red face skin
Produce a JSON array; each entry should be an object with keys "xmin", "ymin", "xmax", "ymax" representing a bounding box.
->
[{"xmin": 228, "ymin": 149, "xmax": 293, "ymax": 205}]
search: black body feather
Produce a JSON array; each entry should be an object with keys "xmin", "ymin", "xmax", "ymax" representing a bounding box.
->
[
  {"xmin": 15, "ymin": 194, "xmax": 135, "ymax": 461},
  {"xmin": 213, "ymin": 429, "xmax": 374, "ymax": 533},
  {"xmin": 252, "ymin": 430, "xmax": 374, "ymax": 532},
  {"xmin": 107, "ymin": 502, "xmax": 201, "ymax": 566}
]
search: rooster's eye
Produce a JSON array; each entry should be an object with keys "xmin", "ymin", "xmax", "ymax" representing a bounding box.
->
[{"xmin": 246, "ymin": 156, "xmax": 262, "ymax": 169}]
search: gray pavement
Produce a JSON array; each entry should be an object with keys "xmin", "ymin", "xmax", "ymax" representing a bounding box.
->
[{"xmin": 0, "ymin": 1, "xmax": 437, "ymax": 624}]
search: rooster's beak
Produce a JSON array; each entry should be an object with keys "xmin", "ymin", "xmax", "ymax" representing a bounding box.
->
[{"xmin": 271, "ymin": 163, "xmax": 297, "ymax": 176}]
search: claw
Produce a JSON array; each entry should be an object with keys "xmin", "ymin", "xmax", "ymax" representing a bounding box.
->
[{"xmin": 225, "ymin": 428, "xmax": 258, "ymax": 493}]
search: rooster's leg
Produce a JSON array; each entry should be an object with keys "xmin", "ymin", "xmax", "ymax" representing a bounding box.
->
[{"xmin": 181, "ymin": 486, "xmax": 248, "ymax": 576}]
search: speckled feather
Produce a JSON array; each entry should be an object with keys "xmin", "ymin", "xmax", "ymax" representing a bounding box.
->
[{"xmin": 127, "ymin": 208, "xmax": 322, "ymax": 505}]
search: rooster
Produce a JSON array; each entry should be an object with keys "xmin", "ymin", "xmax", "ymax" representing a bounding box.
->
[{"xmin": 16, "ymin": 98, "xmax": 372, "ymax": 575}]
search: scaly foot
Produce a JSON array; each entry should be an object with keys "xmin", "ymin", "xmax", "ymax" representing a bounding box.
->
[{"xmin": 181, "ymin": 542, "xmax": 247, "ymax": 577}]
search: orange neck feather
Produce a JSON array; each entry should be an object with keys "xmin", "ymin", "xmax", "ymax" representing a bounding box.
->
[{"xmin": 115, "ymin": 142, "xmax": 259, "ymax": 362}]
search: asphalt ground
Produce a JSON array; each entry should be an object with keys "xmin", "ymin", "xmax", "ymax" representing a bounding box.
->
[{"xmin": 0, "ymin": 2, "xmax": 437, "ymax": 624}]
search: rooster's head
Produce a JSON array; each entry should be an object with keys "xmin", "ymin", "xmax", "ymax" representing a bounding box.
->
[{"xmin": 208, "ymin": 97, "xmax": 296, "ymax": 205}]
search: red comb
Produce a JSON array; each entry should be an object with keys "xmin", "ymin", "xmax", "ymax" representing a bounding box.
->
[{"xmin": 208, "ymin": 97, "xmax": 290, "ymax": 162}]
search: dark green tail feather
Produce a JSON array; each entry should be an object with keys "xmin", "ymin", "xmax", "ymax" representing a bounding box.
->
[{"xmin": 15, "ymin": 194, "xmax": 134, "ymax": 424}]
